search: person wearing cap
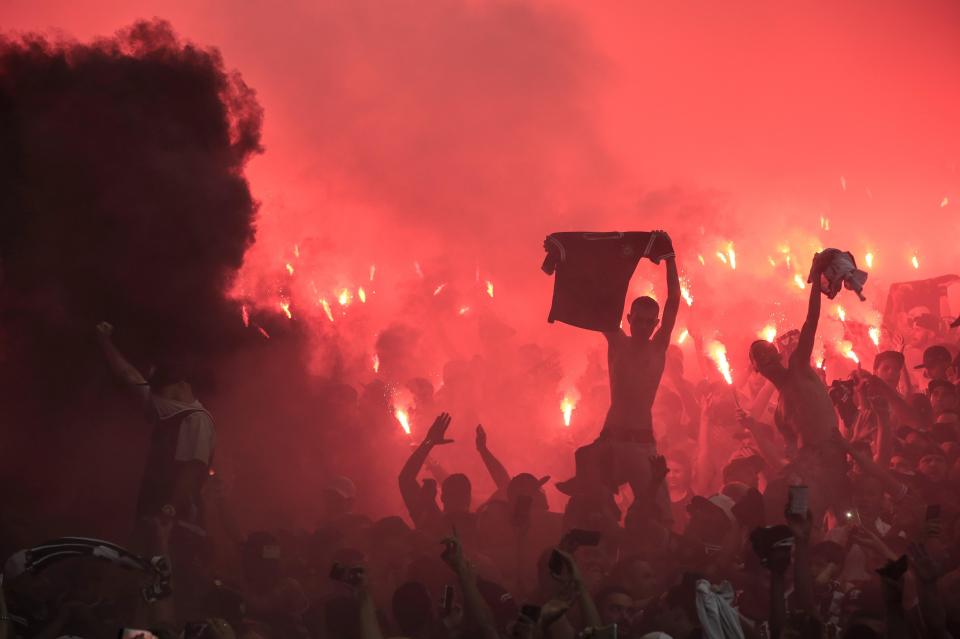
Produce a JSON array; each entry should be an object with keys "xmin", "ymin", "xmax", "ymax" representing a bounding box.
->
[
  {"xmin": 95, "ymin": 321, "xmax": 215, "ymax": 530},
  {"xmin": 929, "ymin": 380, "xmax": 960, "ymax": 425},
  {"xmin": 915, "ymin": 345, "xmax": 953, "ymax": 386}
]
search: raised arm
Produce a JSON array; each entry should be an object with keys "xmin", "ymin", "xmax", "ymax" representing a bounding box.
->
[
  {"xmin": 653, "ymin": 252, "xmax": 681, "ymax": 348},
  {"xmin": 441, "ymin": 531, "xmax": 499, "ymax": 639},
  {"xmin": 96, "ymin": 322, "xmax": 149, "ymax": 400},
  {"xmin": 792, "ymin": 257, "xmax": 822, "ymax": 367},
  {"xmin": 475, "ymin": 425, "xmax": 511, "ymax": 492},
  {"xmin": 399, "ymin": 413, "xmax": 452, "ymax": 525}
]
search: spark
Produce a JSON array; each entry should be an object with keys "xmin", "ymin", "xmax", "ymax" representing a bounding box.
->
[
  {"xmin": 414, "ymin": 261, "xmax": 424, "ymax": 279},
  {"xmin": 677, "ymin": 328, "xmax": 689, "ymax": 344},
  {"xmin": 794, "ymin": 273, "xmax": 806, "ymax": 289},
  {"xmin": 256, "ymin": 325, "xmax": 270, "ymax": 339},
  {"xmin": 485, "ymin": 280, "xmax": 494, "ymax": 298},
  {"xmin": 561, "ymin": 396, "xmax": 576, "ymax": 427},
  {"xmin": 941, "ymin": 197, "xmax": 949, "ymax": 208},
  {"xmin": 433, "ymin": 283, "xmax": 447, "ymax": 296},
  {"xmin": 865, "ymin": 252, "xmax": 874, "ymax": 269},
  {"xmin": 759, "ymin": 324, "xmax": 777, "ymax": 343},
  {"xmin": 338, "ymin": 289, "xmax": 351, "ymax": 306},
  {"xmin": 394, "ymin": 408, "xmax": 411, "ymax": 435},
  {"xmin": 716, "ymin": 252, "xmax": 728, "ymax": 265},
  {"xmin": 241, "ymin": 304, "xmax": 250, "ymax": 328},
  {"xmin": 707, "ymin": 340, "xmax": 733, "ymax": 385},
  {"xmin": 369, "ymin": 264, "xmax": 376, "ymax": 282},
  {"xmin": 285, "ymin": 263, "xmax": 294, "ymax": 276},
  {"xmin": 372, "ymin": 354, "xmax": 380, "ymax": 373},
  {"xmin": 279, "ymin": 300, "xmax": 292, "ymax": 319},
  {"xmin": 726, "ymin": 242, "xmax": 737, "ymax": 269},
  {"xmin": 358, "ymin": 287, "xmax": 367, "ymax": 303},
  {"xmin": 869, "ymin": 326, "xmax": 880, "ymax": 348},
  {"xmin": 911, "ymin": 254, "xmax": 920, "ymax": 270},
  {"xmin": 320, "ymin": 298, "xmax": 334, "ymax": 322},
  {"xmin": 697, "ymin": 254, "xmax": 706, "ymax": 266}
]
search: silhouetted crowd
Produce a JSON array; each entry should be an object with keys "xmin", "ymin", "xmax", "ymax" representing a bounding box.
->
[{"xmin": 2, "ymin": 250, "xmax": 960, "ymax": 639}]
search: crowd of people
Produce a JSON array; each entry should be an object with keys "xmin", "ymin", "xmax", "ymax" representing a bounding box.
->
[{"xmin": 2, "ymin": 241, "xmax": 960, "ymax": 639}]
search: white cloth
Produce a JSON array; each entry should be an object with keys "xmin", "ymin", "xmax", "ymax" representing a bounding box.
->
[
  {"xmin": 812, "ymin": 249, "xmax": 868, "ymax": 300},
  {"xmin": 695, "ymin": 579, "xmax": 745, "ymax": 639},
  {"xmin": 149, "ymin": 394, "xmax": 216, "ymax": 465}
]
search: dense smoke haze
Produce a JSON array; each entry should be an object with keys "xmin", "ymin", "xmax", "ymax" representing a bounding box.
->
[{"xmin": 1, "ymin": 1, "xmax": 959, "ymax": 534}]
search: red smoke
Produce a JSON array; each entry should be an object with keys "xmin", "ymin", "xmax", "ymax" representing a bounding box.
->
[{"xmin": 2, "ymin": 1, "xmax": 959, "ymax": 522}]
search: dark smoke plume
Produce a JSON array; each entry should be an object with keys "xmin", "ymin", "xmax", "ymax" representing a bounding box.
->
[{"xmin": 0, "ymin": 20, "xmax": 263, "ymax": 527}]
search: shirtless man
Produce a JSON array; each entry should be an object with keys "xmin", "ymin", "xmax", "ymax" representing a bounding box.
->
[
  {"xmin": 748, "ymin": 253, "xmax": 849, "ymax": 517},
  {"xmin": 558, "ymin": 232, "xmax": 680, "ymax": 518}
]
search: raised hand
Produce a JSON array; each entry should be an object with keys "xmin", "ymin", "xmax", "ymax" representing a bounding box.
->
[
  {"xmin": 424, "ymin": 413, "xmax": 454, "ymax": 447},
  {"xmin": 475, "ymin": 424, "xmax": 487, "ymax": 451}
]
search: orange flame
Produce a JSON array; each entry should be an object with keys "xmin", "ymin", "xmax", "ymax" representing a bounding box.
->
[
  {"xmin": 835, "ymin": 305, "xmax": 846, "ymax": 322},
  {"xmin": 707, "ymin": 340, "xmax": 733, "ymax": 385},
  {"xmin": 911, "ymin": 254, "xmax": 920, "ymax": 270},
  {"xmin": 458, "ymin": 306, "xmax": 470, "ymax": 315},
  {"xmin": 391, "ymin": 387, "xmax": 415, "ymax": 436},
  {"xmin": 279, "ymin": 300, "xmax": 293, "ymax": 319},
  {"xmin": 677, "ymin": 328, "xmax": 689, "ymax": 344},
  {"xmin": 285, "ymin": 263, "xmax": 294, "ymax": 276},
  {"xmin": 372, "ymin": 353, "xmax": 380, "ymax": 373},
  {"xmin": 697, "ymin": 254, "xmax": 706, "ymax": 266},
  {"xmin": 338, "ymin": 289, "xmax": 351, "ymax": 306},
  {"xmin": 716, "ymin": 251, "xmax": 728, "ymax": 265},
  {"xmin": 820, "ymin": 216, "xmax": 830, "ymax": 231},
  {"xmin": 433, "ymin": 283, "xmax": 447, "ymax": 296},
  {"xmin": 793, "ymin": 273, "xmax": 806, "ymax": 289},
  {"xmin": 485, "ymin": 280, "xmax": 494, "ymax": 298},
  {"xmin": 865, "ymin": 252, "xmax": 874, "ymax": 269},
  {"xmin": 241, "ymin": 304, "xmax": 250, "ymax": 328},
  {"xmin": 869, "ymin": 326, "xmax": 880, "ymax": 348},
  {"xmin": 768, "ymin": 256, "xmax": 777, "ymax": 268},
  {"xmin": 358, "ymin": 287, "xmax": 367, "ymax": 303}
]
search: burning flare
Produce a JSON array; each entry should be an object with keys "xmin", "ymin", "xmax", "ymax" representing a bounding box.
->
[
  {"xmin": 726, "ymin": 242, "xmax": 737, "ymax": 269},
  {"xmin": 677, "ymin": 328, "xmax": 689, "ymax": 344},
  {"xmin": 338, "ymin": 289, "xmax": 351, "ymax": 306},
  {"xmin": 835, "ymin": 305, "xmax": 846, "ymax": 322},
  {"xmin": 394, "ymin": 408, "xmax": 411, "ymax": 435},
  {"xmin": 820, "ymin": 216, "xmax": 830, "ymax": 231},
  {"xmin": 869, "ymin": 326, "xmax": 880, "ymax": 348},
  {"xmin": 485, "ymin": 280, "xmax": 495, "ymax": 298},
  {"xmin": 707, "ymin": 340, "xmax": 734, "ymax": 385},
  {"xmin": 759, "ymin": 324, "xmax": 777, "ymax": 343},
  {"xmin": 358, "ymin": 287, "xmax": 367, "ymax": 303},
  {"xmin": 372, "ymin": 353, "xmax": 380, "ymax": 373},
  {"xmin": 433, "ymin": 283, "xmax": 447, "ymax": 296},
  {"xmin": 865, "ymin": 252, "xmax": 874, "ymax": 269},
  {"xmin": 285, "ymin": 263, "xmax": 294, "ymax": 276},
  {"xmin": 680, "ymin": 278, "xmax": 693, "ymax": 306},
  {"xmin": 793, "ymin": 273, "xmax": 806, "ymax": 289},
  {"xmin": 241, "ymin": 304, "xmax": 250, "ymax": 328},
  {"xmin": 320, "ymin": 298, "xmax": 334, "ymax": 322},
  {"xmin": 458, "ymin": 306, "xmax": 470, "ymax": 315},
  {"xmin": 279, "ymin": 300, "xmax": 292, "ymax": 320},
  {"xmin": 839, "ymin": 340, "xmax": 860, "ymax": 365},
  {"xmin": 911, "ymin": 254, "xmax": 920, "ymax": 270},
  {"xmin": 560, "ymin": 396, "xmax": 576, "ymax": 427}
]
